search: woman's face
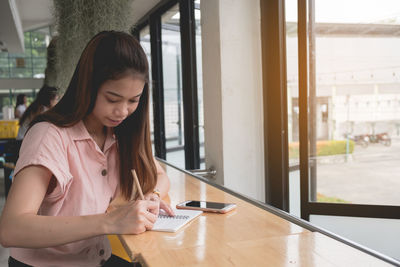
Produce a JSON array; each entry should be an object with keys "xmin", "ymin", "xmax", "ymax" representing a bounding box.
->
[{"xmin": 90, "ymin": 76, "xmax": 145, "ymax": 128}]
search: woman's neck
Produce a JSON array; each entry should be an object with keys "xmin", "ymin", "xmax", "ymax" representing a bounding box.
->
[{"xmin": 83, "ymin": 116, "xmax": 106, "ymax": 138}]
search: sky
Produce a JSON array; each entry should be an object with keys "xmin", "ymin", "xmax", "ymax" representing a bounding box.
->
[{"xmin": 285, "ymin": 0, "xmax": 400, "ymax": 24}]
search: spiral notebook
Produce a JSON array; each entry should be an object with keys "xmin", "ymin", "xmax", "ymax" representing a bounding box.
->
[{"xmin": 152, "ymin": 209, "xmax": 203, "ymax": 232}]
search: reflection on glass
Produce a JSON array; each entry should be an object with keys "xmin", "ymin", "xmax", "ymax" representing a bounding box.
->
[
  {"xmin": 287, "ymin": 0, "xmax": 400, "ymax": 206},
  {"xmin": 139, "ymin": 26, "xmax": 155, "ymax": 153},
  {"xmin": 162, "ymin": 4, "xmax": 185, "ymax": 169}
]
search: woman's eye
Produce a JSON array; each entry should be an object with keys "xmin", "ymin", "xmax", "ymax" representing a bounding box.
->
[
  {"xmin": 107, "ymin": 98, "xmax": 118, "ymax": 103},
  {"xmin": 129, "ymin": 99, "xmax": 139, "ymax": 103}
]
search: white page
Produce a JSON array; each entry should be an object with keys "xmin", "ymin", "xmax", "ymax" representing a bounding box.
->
[{"xmin": 151, "ymin": 209, "xmax": 203, "ymax": 232}]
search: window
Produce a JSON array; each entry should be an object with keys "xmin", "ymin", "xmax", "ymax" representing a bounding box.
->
[
  {"xmin": 0, "ymin": 27, "xmax": 51, "ymax": 78},
  {"xmin": 285, "ymin": 0, "xmax": 400, "ymax": 219},
  {"xmin": 161, "ymin": 4, "xmax": 185, "ymax": 168},
  {"xmin": 135, "ymin": 0, "xmax": 203, "ymax": 170},
  {"xmin": 0, "ymin": 27, "xmax": 51, "ymax": 119},
  {"xmin": 194, "ymin": 0, "xmax": 205, "ymax": 169},
  {"xmin": 285, "ymin": 0, "xmax": 301, "ymax": 216}
]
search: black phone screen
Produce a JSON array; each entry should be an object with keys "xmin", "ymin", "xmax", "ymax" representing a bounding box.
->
[{"xmin": 184, "ymin": 201, "xmax": 230, "ymax": 209}]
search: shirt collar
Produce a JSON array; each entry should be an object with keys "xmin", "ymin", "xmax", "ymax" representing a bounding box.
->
[
  {"xmin": 69, "ymin": 121, "xmax": 91, "ymax": 141},
  {"xmin": 69, "ymin": 121, "xmax": 116, "ymax": 151}
]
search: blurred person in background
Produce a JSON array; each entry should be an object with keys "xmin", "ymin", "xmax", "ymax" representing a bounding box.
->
[
  {"xmin": 14, "ymin": 94, "xmax": 27, "ymax": 119},
  {"xmin": 16, "ymin": 86, "xmax": 58, "ymax": 140}
]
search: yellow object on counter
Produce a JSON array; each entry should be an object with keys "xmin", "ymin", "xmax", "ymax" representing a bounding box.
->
[{"xmin": 0, "ymin": 120, "xmax": 19, "ymax": 139}]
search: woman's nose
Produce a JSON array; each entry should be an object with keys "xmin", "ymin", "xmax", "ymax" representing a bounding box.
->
[{"xmin": 114, "ymin": 103, "xmax": 129, "ymax": 118}]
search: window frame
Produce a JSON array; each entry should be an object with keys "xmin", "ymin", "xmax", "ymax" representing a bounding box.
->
[
  {"xmin": 296, "ymin": 0, "xmax": 400, "ymax": 220},
  {"xmin": 132, "ymin": 0, "xmax": 201, "ymax": 169},
  {"xmin": 261, "ymin": 0, "xmax": 400, "ymax": 220}
]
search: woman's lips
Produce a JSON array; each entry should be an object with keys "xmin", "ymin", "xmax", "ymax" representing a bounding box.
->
[{"xmin": 108, "ymin": 118, "xmax": 123, "ymax": 125}]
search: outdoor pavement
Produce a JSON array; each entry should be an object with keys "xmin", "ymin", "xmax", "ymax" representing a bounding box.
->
[{"xmin": 317, "ymin": 136, "xmax": 400, "ymax": 206}]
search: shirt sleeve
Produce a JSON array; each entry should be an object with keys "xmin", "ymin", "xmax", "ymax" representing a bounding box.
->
[{"xmin": 14, "ymin": 122, "xmax": 73, "ymax": 198}]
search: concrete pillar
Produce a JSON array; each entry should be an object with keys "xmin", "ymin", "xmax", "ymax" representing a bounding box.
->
[{"xmin": 201, "ymin": 0, "xmax": 265, "ymax": 201}]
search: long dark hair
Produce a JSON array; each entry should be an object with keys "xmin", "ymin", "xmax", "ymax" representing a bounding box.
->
[
  {"xmin": 14, "ymin": 94, "xmax": 26, "ymax": 114},
  {"xmin": 19, "ymin": 85, "xmax": 58, "ymax": 126},
  {"xmin": 32, "ymin": 31, "xmax": 156, "ymax": 200},
  {"xmin": 15, "ymin": 94, "xmax": 26, "ymax": 107}
]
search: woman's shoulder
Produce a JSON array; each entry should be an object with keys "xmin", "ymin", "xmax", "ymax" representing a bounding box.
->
[
  {"xmin": 30, "ymin": 121, "xmax": 62, "ymax": 132},
  {"xmin": 27, "ymin": 122, "xmax": 70, "ymax": 142},
  {"xmin": 21, "ymin": 122, "xmax": 74, "ymax": 156},
  {"xmin": 28, "ymin": 121, "xmax": 86, "ymax": 141}
]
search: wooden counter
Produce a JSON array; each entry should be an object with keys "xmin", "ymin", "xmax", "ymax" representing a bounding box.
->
[{"xmin": 118, "ymin": 162, "xmax": 394, "ymax": 266}]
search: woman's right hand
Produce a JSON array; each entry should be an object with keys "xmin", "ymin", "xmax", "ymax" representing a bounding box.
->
[{"xmin": 106, "ymin": 199, "xmax": 158, "ymax": 235}]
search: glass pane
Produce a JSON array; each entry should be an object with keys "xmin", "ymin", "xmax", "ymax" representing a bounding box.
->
[
  {"xmin": 33, "ymin": 69, "xmax": 45, "ymax": 79},
  {"xmin": 0, "ymin": 68, "xmax": 10, "ymax": 78},
  {"xmin": 24, "ymin": 32, "xmax": 31, "ymax": 48},
  {"xmin": 31, "ymin": 31, "xmax": 48, "ymax": 48},
  {"xmin": 161, "ymin": 4, "xmax": 185, "ymax": 169},
  {"xmin": 195, "ymin": 0, "xmax": 205, "ymax": 169},
  {"xmin": 139, "ymin": 26, "xmax": 154, "ymax": 154},
  {"xmin": 308, "ymin": 0, "xmax": 400, "ymax": 205},
  {"xmin": 0, "ymin": 58, "xmax": 8, "ymax": 67},
  {"xmin": 1, "ymin": 26, "xmax": 51, "ymax": 79},
  {"xmin": 32, "ymin": 47, "xmax": 47, "ymax": 58},
  {"xmin": 10, "ymin": 67, "xmax": 32, "ymax": 78},
  {"xmin": 32, "ymin": 58, "xmax": 46, "ymax": 69},
  {"xmin": 285, "ymin": 0, "xmax": 301, "ymax": 217}
]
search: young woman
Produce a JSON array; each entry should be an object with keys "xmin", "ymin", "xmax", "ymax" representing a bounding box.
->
[
  {"xmin": 14, "ymin": 94, "xmax": 27, "ymax": 119},
  {"xmin": 0, "ymin": 31, "xmax": 174, "ymax": 267},
  {"xmin": 16, "ymin": 85, "xmax": 59, "ymax": 140}
]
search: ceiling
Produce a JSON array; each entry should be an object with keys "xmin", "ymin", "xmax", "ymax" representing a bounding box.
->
[{"xmin": 0, "ymin": 0, "xmax": 161, "ymax": 53}]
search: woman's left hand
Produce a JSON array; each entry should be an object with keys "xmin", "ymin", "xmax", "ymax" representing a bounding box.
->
[{"xmin": 144, "ymin": 193, "xmax": 175, "ymax": 217}]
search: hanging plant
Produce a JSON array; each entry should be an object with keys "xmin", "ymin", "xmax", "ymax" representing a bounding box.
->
[
  {"xmin": 44, "ymin": 36, "xmax": 58, "ymax": 87},
  {"xmin": 52, "ymin": 0, "xmax": 133, "ymax": 92}
]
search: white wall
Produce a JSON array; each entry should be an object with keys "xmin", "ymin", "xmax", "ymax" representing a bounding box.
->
[
  {"xmin": 310, "ymin": 215, "xmax": 400, "ymax": 261},
  {"xmin": 201, "ymin": 0, "xmax": 265, "ymax": 201}
]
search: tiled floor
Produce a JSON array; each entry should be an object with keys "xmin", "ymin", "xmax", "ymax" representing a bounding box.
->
[{"xmin": 0, "ymin": 169, "xmax": 10, "ymax": 267}]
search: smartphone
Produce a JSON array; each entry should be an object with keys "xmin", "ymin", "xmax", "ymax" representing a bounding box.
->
[{"xmin": 176, "ymin": 200, "xmax": 236, "ymax": 213}]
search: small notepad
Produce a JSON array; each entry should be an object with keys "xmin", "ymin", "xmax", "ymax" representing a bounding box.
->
[{"xmin": 151, "ymin": 209, "xmax": 203, "ymax": 232}]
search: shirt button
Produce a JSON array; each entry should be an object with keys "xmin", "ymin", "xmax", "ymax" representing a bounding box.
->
[
  {"xmin": 101, "ymin": 169, "xmax": 107, "ymax": 176},
  {"xmin": 99, "ymin": 249, "xmax": 104, "ymax": 256}
]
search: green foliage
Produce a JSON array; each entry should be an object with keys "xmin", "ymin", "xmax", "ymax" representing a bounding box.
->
[
  {"xmin": 53, "ymin": 0, "xmax": 134, "ymax": 92},
  {"xmin": 317, "ymin": 140, "xmax": 354, "ymax": 156},
  {"xmin": 317, "ymin": 193, "xmax": 350, "ymax": 203},
  {"xmin": 30, "ymin": 32, "xmax": 47, "ymax": 48},
  {"xmin": 288, "ymin": 143, "xmax": 299, "ymax": 159},
  {"xmin": 289, "ymin": 140, "xmax": 355, "ymax": 159}
]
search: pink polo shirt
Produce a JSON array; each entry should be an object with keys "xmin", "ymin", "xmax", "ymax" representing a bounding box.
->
[{"xmin": 10, "ymin": 121, "xmax": 120, "ymax": 267}]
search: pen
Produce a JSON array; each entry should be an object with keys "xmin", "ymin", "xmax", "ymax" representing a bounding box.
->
[{"xmin": 131, "ymin": 169, "xmax": 145, "ymax": 200}]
